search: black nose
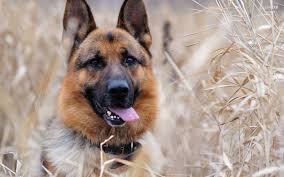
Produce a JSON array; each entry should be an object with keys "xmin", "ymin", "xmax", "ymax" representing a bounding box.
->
[{"xmin": 107, "ymin": 80, "xmax": 129, "ymax": 97}]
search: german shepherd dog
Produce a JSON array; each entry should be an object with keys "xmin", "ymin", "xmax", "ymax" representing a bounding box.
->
[{"xmin": 42, "ymin": 0, "xmax": 163, "ymax": 176}]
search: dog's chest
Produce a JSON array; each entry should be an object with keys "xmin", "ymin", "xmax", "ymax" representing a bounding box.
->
[
  {"xmin": 43, "ymin": 119, "xmax": 164, "ymax": 177},
  {"xmin": 43, "ymin": 121, "xmax": 129, "ymax": 177},
  {"xmin": 48, "ymin": 145, "xmax": 100, "ymax": 177}
]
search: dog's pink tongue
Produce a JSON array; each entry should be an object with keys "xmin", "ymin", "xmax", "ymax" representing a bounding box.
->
[{"xmin": 109, "ymin": 107, "xmax": 139, "ymax": 122}]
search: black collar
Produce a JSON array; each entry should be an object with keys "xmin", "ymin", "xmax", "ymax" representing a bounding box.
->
[
  {"xmin": 94, "ymin": 141, "xmax": 142, "ymax": 169},
  {"xmin": 94, "ymin": 141, "xmax": 141, "ymax": 156},
  {"xmin": 74, "ymin": 130, "xmax": 142, "ymax": 169},
  {"xmin": 42, "ymin": 141, "xmax": 142, "ymax": 172}
]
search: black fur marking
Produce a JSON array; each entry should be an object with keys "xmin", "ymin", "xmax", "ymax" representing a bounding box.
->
[{"xmin": 106, "ymin": 32, "xmax": 114, "ymax": 42}]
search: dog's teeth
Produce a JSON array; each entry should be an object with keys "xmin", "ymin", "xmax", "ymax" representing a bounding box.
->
[{"xmin": 107, "ymin": 111, "xmax": 111, "ymax": 116}]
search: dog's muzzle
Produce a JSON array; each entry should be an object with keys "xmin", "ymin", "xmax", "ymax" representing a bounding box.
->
[{"xmin": 84, "ymin": 79, "xmax": 140, "ymax": 127}]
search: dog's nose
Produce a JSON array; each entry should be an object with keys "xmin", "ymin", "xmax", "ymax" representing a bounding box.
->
[{"xmin": 107, "ymin": 80, "xmax": 129, "ymax": 97}]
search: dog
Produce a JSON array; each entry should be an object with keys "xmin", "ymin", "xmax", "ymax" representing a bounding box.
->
[{"xmin": 42, "ymin": 0, "xmax": 164, "ymax": 176}]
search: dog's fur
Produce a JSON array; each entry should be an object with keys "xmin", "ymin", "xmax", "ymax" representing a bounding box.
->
[{"xmin": 42, "ymin": 0, "xmax": 163, "ymax": 176}]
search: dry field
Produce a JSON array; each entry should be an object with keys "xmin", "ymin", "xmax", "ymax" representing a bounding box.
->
[{"xmin": 1, "ymin": 0, "xmax": 284, "ymax": 176}]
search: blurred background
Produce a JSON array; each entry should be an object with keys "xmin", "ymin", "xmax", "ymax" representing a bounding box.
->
[{"xmin": 1, "ymin": 0, "xmax": 284, "ymax": 176}]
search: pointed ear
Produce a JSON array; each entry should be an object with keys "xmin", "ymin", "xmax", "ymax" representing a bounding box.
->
[
  {"xmin": 63, "ymin": 0, "xmax": 96, "ymax": 53},
  {"xmin": 117, "ymin": 0, "xmax": 152, "ymax": 49}
]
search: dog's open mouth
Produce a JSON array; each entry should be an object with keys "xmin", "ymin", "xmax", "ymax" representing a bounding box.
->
[{"xmin": 102, "ymin": 107, "xmax": 139, "ymax": 127}]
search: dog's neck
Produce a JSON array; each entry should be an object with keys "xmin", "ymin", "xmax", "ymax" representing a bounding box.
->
[
  {"xmin": 45, "ymin": 117, "xmax": 142, "ymax": 153},
  {"xmin": 42, "ymin": 117, "xmax": 164, "ymax": 177},
  {"xmin": 42, "ymin": 118, "xmax": 143, "ymax": 175}
]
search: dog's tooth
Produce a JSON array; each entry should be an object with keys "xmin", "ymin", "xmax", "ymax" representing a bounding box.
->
[{"xmin": 107, "ymin": 111, "xmax": 111, "ymax": 116}]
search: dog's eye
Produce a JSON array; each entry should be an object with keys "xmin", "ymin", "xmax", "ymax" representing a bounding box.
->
[
  {"xmin": 88, "ymin": 58, "xmax": 106, "ymax": 69},
  {"xmin": 123, "ymin": 57, "xmax": 138, "ymax": 67}
]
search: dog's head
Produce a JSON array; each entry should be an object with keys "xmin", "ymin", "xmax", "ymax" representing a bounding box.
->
[{"xmin": 58, "ymin": 0, "xmax": 157, "ymax": 144}]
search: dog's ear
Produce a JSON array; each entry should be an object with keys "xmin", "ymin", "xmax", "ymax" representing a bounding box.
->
[
  {"xmin": 117, "ymin": 0, "xmax": 152, "ymax": 49},
  {"xmin": 63, "ymin": 0, "xmax": 96, "ymax": 55}
]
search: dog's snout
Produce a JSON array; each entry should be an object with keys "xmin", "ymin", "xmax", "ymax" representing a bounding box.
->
[{"xmin": 107, "ymin": 80, "xmax": 129, "ymax": 97}]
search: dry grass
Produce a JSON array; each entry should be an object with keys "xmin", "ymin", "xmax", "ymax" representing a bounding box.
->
[{"xmin": 1, "ymin": 0, "xmax": 284, "ymax": 176}]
